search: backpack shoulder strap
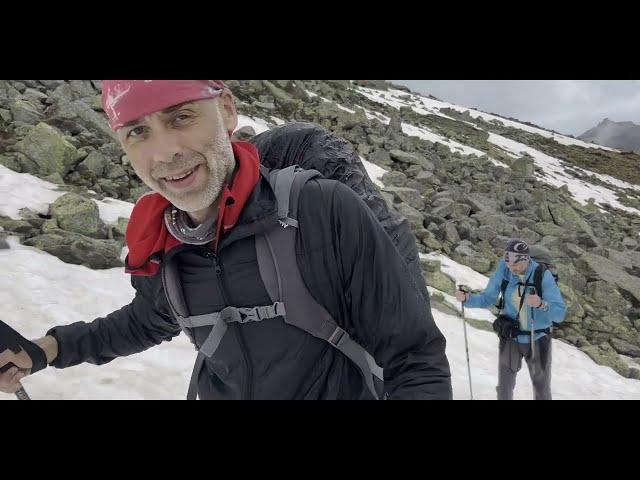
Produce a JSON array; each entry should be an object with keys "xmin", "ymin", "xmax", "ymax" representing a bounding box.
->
[
  {"xmin": 161, "ymin": 255, "xmax": 207, "ymax": 401},
  {"xmin": 161, "ymin": 255, "xmax": 190, "ymax": 329},
  {"xmin": 268, "ymin": 165, "xmax": 321, "ymax": 228},
  {"xmin": 533, "ymin": 263, "xmax": 546, "ymax": 298},
  {"xmin": 496, "ymin": 267, "xmax": 510, "ymax": 311},
  {"xmin": 256, "ymin": 167, "xmax": 384, "ymax": 399}
]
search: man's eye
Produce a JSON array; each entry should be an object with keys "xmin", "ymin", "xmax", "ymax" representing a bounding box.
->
[
  {"xmin": 127, "ymin": 126, "xmax": 146, "ymax": 138},
  {"xmin": 173, "ymin": 113, "xmax": 194, "ymax": 124}
]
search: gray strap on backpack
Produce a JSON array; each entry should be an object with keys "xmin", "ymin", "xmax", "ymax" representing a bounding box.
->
[
  {"xmin": 256, "ymin": 228, "xmax": 383, "ymax": 399},
  {"xmin": 182, "ymin": 305, "xmax": 284, "ymax": 400},
  {"xmin": 256, "ymin": 167, "xmax": 384, "ymax": 399},
  {"xmin": 187, "ymin": 353, "xmax": 205, "ymax": 401},
  {"xmin": 268, "ymin": 165, "xmax": 320, "ymax": 228}
]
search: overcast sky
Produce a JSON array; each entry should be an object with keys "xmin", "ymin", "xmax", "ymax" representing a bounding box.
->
[{"xmin": 391, "ymin": 80, "xmax": 640, "ymax": 136}]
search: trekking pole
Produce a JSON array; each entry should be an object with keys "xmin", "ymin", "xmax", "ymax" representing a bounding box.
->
[
  {"xmin": 528, "ymin": 287, "xmax": 536, "ymax": 379},
  {"xmin": 458, "ymin": 285, "xmax": 473, "ymax": 400}
]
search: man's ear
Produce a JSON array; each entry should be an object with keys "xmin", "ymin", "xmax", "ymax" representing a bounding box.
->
[{"xmin": 219, "ymin": 89, "xmax": 238, "ymax": 135}]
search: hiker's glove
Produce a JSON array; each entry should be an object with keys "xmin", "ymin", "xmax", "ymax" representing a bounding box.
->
[{"xmin": 0, "ymin": 320, "xmax": 48, "ymax": 375}]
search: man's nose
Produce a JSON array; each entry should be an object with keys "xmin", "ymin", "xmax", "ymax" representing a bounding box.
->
[{"xmin": 150, "ymin": 131, "xmax": 184, "ymax": 164}]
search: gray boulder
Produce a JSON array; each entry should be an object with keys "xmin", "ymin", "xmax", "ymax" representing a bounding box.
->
[
  {"xmin": 23, "ymin": 231, "xmax": 123, "ymax": 269},
  {"xmin": 49, "ymin": 193, "xmax": 105, "ymax": 238},
  {"xmin": 14, "ymin": 123, "xmax": 78, "ymax": 176}
]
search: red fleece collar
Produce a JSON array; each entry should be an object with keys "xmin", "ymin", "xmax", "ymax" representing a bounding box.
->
[{"xmin": 124, "ymin": 141, "xmax": 260, "ymax": 276}]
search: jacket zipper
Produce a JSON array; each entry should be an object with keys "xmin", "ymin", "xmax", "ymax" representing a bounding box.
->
[{"xmin": 205, "ymin": 249, "xmax": 254, "ymax": 400}]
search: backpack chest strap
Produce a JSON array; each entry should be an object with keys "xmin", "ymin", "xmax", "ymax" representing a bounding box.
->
[
  {"xmin": 176, "ymin": 303, "xmax": 286, "ymax": 358},
  {"xmin": 176, "ymin": 302, "xmax": 285, "ymax": 401}
]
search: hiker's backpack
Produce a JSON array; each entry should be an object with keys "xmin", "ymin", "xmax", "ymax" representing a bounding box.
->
[
  {"xmin": 162, "ymin": 165, "xmax": 385, "ymax": 400},
  {"xmin": 495, "ymin": 246, "xmax": 559, "ymax": 312},
  {"xmin": 249, "ymin": 122, "xmax": 428, "ymax": 303},
  {"xmin": 162, "ymin": 124, "xmax": 430, "ymax": 400},
  {"xmin": 162, "ymin": 123, "xmax": 430, "ymax": 400}
]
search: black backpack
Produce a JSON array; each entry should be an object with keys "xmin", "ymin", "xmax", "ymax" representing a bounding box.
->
[
  {"xmin": 162, "ymin": 124, "xmax": 428, "ymax": 400},
  {"xmin": 163, "ymin": 166, "xmax": 384, "ymax": 400},
  {"xmin": 249, "ymin": 122, "xmax": 428, "ymax": 303}
]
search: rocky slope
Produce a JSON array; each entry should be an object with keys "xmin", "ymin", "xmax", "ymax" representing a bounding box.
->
[{"xmin": 1, "ymin": 79, "xmax": 639, "ymax": 379}]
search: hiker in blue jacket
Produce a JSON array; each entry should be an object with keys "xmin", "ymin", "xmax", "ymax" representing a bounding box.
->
[{"xmin": 455, "ymin": 239, "xmax": 566, "ymax": 400}]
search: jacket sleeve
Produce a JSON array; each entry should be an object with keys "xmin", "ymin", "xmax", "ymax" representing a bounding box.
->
[
  {"xmin": 464, "ymin": 260, "xmax": 506, "ymax": 309},
  {"xmin": 540, "ymin": 270, "xmax": 566, "ymax": 324},
  {"xmin": 304, "ymin": 181, "xmax": 452, "ymax": 400},
  {"xmin": 46, "ymin": 279, "xmax": 182, "ymax": 369}
]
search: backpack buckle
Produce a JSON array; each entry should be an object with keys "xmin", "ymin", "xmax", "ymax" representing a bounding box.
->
[
  {"xmin": 279, "ymin": 217, "xmax": 299, "ymax": 229},
  {"xmin": 328, "ymin": 326, "xmax": 347, "ymax": 347}
]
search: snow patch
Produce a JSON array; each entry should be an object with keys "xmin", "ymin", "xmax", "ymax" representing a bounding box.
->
[
  {"xmin": 360, "ymin": 156, "xmax": 387, "ymax": 188},
  {"xmin": 488, "ymin": 132, "xmax": 640, "ymax": 215},
  {"xmin": 0, "ymin": 165, "xmax": 64, "ymax": 219},
  {"xmin": 236, "ymin": 115, "xmax": 271, "ymax": 135}
]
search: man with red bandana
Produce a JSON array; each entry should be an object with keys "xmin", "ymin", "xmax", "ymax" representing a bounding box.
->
[{"xmin": 0, "ymin": 80, "xmax": 452, "ymax": 400}]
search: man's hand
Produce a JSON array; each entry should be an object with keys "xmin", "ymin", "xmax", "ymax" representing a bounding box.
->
[
  {"xmin": 0, "ymin": 335, "xmax": 57, "ymax": 394},
  {"xmin": 0, "ymin": 348, "xmax": 32, "ymax": 394},
  {"xmin": 526, "ymin": 294, "xmax": 543, "ymax": 308},
  {"xmin": 455, "ymin": 291, "xmax": 470, "ymax": 303}
]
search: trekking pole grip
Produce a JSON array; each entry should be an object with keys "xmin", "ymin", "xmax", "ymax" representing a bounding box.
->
[
  {"xmin": 458, "ymin": 285, "xmax": 470, "ymax": 302},
  {"xmin": 15, "ymin": 385, "xmax": 30, "ymax": 400}
]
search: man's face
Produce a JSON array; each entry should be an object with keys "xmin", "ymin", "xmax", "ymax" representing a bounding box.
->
[{"xmin": 117, "ymin": 93, "xmax": 238, "ymax": 217}]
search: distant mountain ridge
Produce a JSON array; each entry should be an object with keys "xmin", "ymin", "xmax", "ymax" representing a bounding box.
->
[{"xmin": 579, "ymin": 118, "xmax": 640, "ymax": 153}]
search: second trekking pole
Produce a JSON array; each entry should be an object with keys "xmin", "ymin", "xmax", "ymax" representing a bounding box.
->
[{"xmin": 458, "ymin": 285, "xmax": 473, "ymax": 400}]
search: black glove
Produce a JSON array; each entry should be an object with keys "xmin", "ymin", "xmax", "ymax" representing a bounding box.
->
[
  {"xmin": 0, "ymin": 319, "xmax": 48, "ymax": 374},
  {"xmin": 492, "ymin": 315, "xmax": 517, "ymax": 339}
]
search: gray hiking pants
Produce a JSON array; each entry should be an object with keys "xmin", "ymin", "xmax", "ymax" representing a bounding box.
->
[{"xmin": 497, "ymin": 335, "xmax": 552, "ymax": 400}]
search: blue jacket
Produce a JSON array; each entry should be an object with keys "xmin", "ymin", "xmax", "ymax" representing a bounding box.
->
[{"xmin": 465, "ymin": 259, "xmax": 567, "ymax": 343}]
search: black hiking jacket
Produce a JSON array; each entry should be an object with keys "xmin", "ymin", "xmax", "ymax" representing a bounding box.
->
[{"xmin": 48, "ymin": 173, "xmax": 452, "ymax": 399}]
